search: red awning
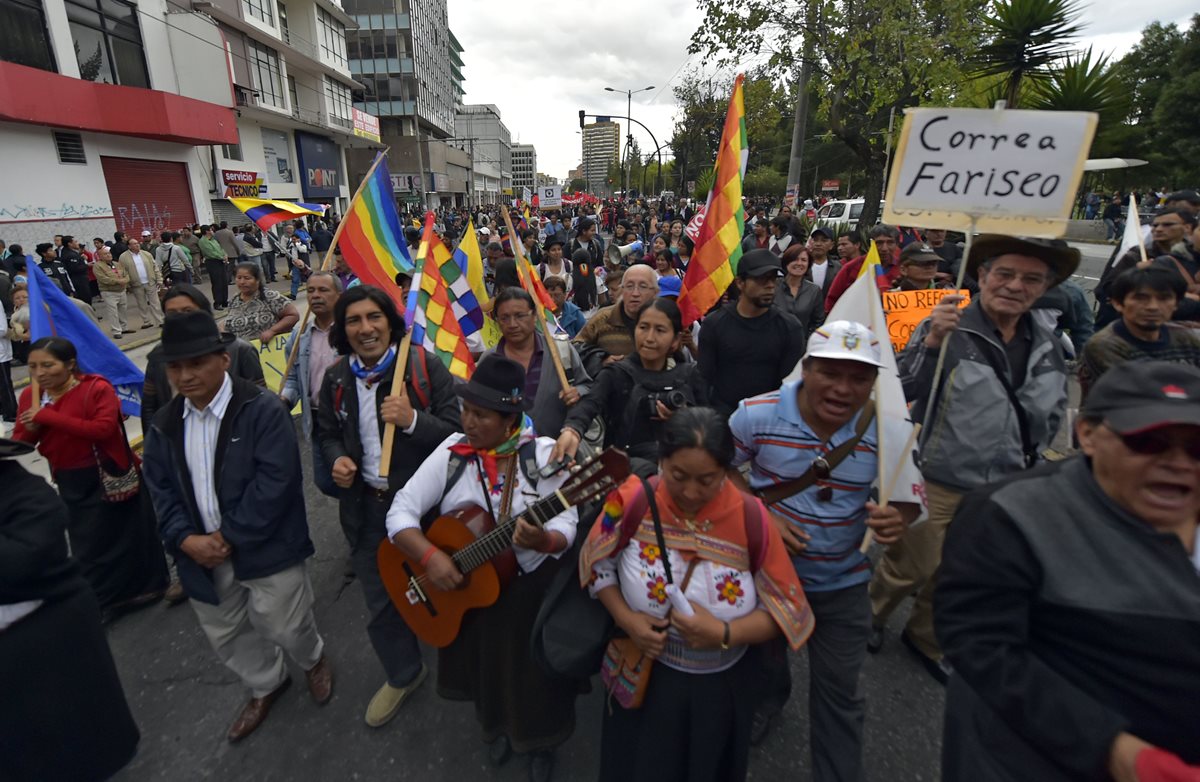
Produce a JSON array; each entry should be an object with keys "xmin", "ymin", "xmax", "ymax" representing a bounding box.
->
[{"xmin": 0, "ymin": 61, "xmax": 238, "ymax": 146}]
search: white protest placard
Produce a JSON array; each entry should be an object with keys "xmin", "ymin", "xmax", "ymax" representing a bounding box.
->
[
  {"xmin": 883, "ymin": 108, "xmax": 1097, "ymax": 237},
  {"xmin": 522, "ymin": 186, "xmax": 532, "ymax": 204},
  {"xmin": 539, "ymin": 185, "xmax": 562, "ymax": 209}
]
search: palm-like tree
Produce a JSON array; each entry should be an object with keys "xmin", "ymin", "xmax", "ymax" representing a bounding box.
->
[
  {"xmin": 1029, "ymin": 47, "xmax": 1130, "ymax": 122},
  {"xmin": 970, "ymin": 0, "xmax": 1085, "ymax": 107}
]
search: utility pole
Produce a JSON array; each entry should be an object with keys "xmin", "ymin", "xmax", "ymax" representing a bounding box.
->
[{"xmin": 785, "ymin": 0, "xmax": 816, "ymax": 207}]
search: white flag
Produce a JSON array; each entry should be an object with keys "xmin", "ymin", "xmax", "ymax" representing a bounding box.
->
[
  {"xmin": 1113, "ymin": 193, "xmax": 1148, "ymax": 267},
  {"xmin": 787, "ymin": 273, "xmax": 924, "ymax": 508}
]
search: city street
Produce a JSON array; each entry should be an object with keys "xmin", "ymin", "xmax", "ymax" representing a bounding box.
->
[{"xmin": 102, "ymin": 434, "xmax": 946, "ymax": 781}]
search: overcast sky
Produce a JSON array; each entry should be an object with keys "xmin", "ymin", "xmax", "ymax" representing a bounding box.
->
[{"xmin": 447, "ymin": 0, "xmax": 1196, "ymax": 182}]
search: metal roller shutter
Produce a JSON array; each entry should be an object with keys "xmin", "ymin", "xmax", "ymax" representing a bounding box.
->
[
  {"xmin": 101, "ymin": 156, "xmax": 198, "ymax": 237},
  {"xmin": 210, "ymin": 199, "xmax": 250, "ymax": 228}
]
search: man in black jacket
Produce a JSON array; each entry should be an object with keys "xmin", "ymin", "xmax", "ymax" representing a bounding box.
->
[
  {"xmin": 317, "ymin": 285, "xmax": 461, "ymax": 728},
  {"xmin": 935, "ymin": 361, "xmax": 1200, "ymax": 781},
  {"xmin": 143, "ymin": 311, "xmax": 332, "ymax": 744}
]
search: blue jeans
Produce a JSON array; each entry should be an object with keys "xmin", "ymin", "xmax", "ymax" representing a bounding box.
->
[
  {"xmin": 260, "ymin": 252, "xmax": 277, "ymax": 281},
  {"xmin": 290, "ymin": 268, "xmax": 302, "ymax": 298}
]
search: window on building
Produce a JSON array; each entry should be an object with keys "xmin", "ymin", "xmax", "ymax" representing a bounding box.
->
[
  {"xmin": 324, "ymin": 76, "xmax": 352, "ymax": 128},
  {"xmin": 242, "ymin": 0, "xmax": 272, "ymax": 25},
  {"xmin": 222, "ymin": 142, "xmax": 243, "ymax": 161},
  {"xmin": 65, "ymin": 0, "xmax": 148, "ymax": 87},
  {"xmin": 53, "ymin": 131, "xmax": 87, "ymax": 164},
  {"xmin": 317, "ymin": 8, "xmax": 346, "ymax": 68},
  {"xmin": 287, "ymin": 74, "xmax": 298, "ymax": 114},
  {"xmin": 247, "ymin": 39, "xmax": 284, "ymax": 109},
  {"xmin": 276, "ymin": 2, "xmax": 289, "ymax": 44},
  {"xmin": 0, "ymin": 0, "xmax": 57, "ymax": 72}
]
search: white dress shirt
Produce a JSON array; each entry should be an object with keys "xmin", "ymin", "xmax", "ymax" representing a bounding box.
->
[
  {"xmin": 386, "ymin": 433, "xmax": 578, "ymax": 574},
  {"xmin": 355, "ymin": 372, "xmax": 419, "ymax": 489},
  {"xmin": 130, "ymin": 251, "xmax": 150, "ymax": 284},
  {"xmin": 183, "ymin": 373, "xmax": 234, "ymax": 533}
]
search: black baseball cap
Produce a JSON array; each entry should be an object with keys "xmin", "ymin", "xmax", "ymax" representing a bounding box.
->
[
  {"xmin": 738, "ymin": 248, "xmax": 784, "ymax": 278},
  {"xmin": 809, "ymin": 226, "xmax": 833, "ymax": 240},
  {"xmin": 1081, "ymin": 361, "xmax": 1200, "ymax": 434}
]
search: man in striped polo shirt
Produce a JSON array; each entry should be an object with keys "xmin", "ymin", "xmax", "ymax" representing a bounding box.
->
[{"xmin": 728, "ymin": 320, "xmax": 923, "ymax": 781}]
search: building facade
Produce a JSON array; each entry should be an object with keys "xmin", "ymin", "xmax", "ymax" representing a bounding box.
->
[
  {"xmin": 454, "ymin": 104, "xmax": 511, "ymax": 206},
  {"xmin": 511, "ymin": 143, "xmax": 536, "ymax": 195},
  {"xmin": 0, "ymin": 0, "xmax": 240, "ymax": 245},
  {"xmin": 344, "ymin": 0, "xmax": 467, "ymax": 209},
  {"xmin": 582, "ymin": 120, "xmax": 619, "ymax": 196},
  {"xmin": 190, "ymin": 0, "xmax": 367, "ymax": 225}
]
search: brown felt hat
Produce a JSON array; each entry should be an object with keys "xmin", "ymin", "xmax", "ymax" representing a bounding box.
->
[{"xmin": 965, "ymin": 235, "xmax": 1081, "ymax": 287}]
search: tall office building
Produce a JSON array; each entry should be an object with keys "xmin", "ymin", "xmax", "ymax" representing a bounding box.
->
[
  {"xmin": 511, "ymin": 143, "xmax": 536, "ymax": 194},
  {"xmin": 454, "ymin": 104, "xmax": 510, "ymax": 205},
  {"xmin": 345, "ymin": 0, "xmax": 468, "ymax": 207},
  {"xmin": 582, "ymin": 120, "xmax": 619, "ymax": 195}
]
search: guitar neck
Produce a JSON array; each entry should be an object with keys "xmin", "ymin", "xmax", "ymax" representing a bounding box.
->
[{"xmin": 449, "ymin": 492, "xmax": 565, "ymax": 575}]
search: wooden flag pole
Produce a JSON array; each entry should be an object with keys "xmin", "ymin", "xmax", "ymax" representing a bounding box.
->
[
  {"xmin": 500, "ymin": 210, "xmax": 571, "ymax": 395},
  {"xmin": 30, "ymin": 379, "xmax": 41, "ymax": 412},
  {"xmin": 279, "ymin": 148, "xmax": 391, "ymax": 398},
  {"xmin": 379, "ymin": 213, "xmax": 435, "ymax": 478}
]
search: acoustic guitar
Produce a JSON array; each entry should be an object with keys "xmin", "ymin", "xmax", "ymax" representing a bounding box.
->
[{"xmin": 378, "ymin": 447, "xmax": 630, "ymax": 648}]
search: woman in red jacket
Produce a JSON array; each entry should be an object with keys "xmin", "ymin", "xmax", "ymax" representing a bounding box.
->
[{"xmin": 15, "ymin": 337, "xmax": 166, "ymax": 618}]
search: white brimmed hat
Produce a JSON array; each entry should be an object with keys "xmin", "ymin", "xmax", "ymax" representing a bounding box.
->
[{"xmin": 803, "ymin": 320, "xmax": 884, "ymax": 367}]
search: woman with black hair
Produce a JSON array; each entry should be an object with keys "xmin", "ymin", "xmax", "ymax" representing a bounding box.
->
[
  {"xmin": 579, "ymin": 407, "xmax": 814, "ymax": 782},
  {"xmin": 14, "ymin": 337, "xmax": 168, "ymax": 618},
  {"xmin": 223, "ymin": 261, "xmax": 299, "ymax": 343},
  {"xmin": 553, "ymin": 297, "xmax": 706, "ymax": 476}
]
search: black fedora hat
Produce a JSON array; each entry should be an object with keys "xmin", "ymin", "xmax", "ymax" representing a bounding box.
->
[
  {"xmin": 160, "ymin": 311, "xmax": 234, "ymax": 363},
  {"xmin": 966, "ymin": 234, "xmax": 1081, "ymax": 287},
  {"xmin": 0, "ymin": 437, "xmax": 34, "ymax": 458},
  {"xmin": 455, "ymin": 355, "xmax": 526, "ymax": 414}
]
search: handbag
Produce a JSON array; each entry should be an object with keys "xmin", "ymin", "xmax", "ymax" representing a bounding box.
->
[
  {"xmin": 94, "ymin": 406, "xmax": 140, "ymax": 503},
  {"xmin": 599, "ymin": 477, "xmax": 671, "ymax": 710}
]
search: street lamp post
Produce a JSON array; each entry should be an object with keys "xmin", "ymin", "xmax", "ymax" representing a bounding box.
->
[{"xmin": 604, "ymin": 85, "xmax": 654, "ymax": 197}]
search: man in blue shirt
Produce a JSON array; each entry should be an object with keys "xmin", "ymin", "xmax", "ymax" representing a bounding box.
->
[{"xmin": 728, "ymin": 320, "xmax": 923, "ymax": 781}]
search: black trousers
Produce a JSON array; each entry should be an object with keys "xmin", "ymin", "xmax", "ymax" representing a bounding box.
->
[
  {"xmin": 205, "ymin": 259, "xmax": 228, "ymax": 306},
  {"xmin": 0, "ymin": 360, "xmax": 16, "ymax": 421}
]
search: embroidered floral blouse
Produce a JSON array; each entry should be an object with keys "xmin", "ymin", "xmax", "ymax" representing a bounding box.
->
[{"xmin": 580, "ymin": 475, "xmax": 814, "ymax": 672}]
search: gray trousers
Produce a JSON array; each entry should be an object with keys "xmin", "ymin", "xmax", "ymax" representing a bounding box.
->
[
  {"xmin": 761, "ymin": 582, "xmax": 870, "ymax": 782},
  {"xmin": 190, "ymin": 561, "xmax": 324, "ymax": 697},
  {"xmin": 349, "ymin": 490, "xmax": 424, "ymax": 688},
  {"xmin": 99, "ymin": 290, "xmax": 128, "ymax": 335}
]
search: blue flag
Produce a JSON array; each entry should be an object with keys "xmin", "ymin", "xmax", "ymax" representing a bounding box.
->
[{"xmin": 27, "ymin": 263, "xmax": 144, "ymax": 416}]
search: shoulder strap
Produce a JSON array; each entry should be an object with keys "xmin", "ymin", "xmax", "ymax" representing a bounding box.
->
[
  {"xmin": 741, "ymin": 494, "xmax": 767, "ymax": 573},
  {"xmin": 517, "ymin": 438, "xmax": 540, "ymax": 489},
  {"xmin": 966, "ymin": 333, "xmax": 1036, "ymax": 467},
  {"xmin": 640, "ymin": 476, "xmax": 673, "ymax": 584},
  {"xmin": 443, "ymin": 437, "xmax": 471, "ymax": 496},
  {"xmin": 616, "ymin": 475, "xmax": 657, "ymax": 553},
  {"xmin": 754, "ymin": 400, "xmax": 876, "ymax": 506},
  {"xmin": 408, "ymin": 346, "xmax": 431, "ymax": 410}
]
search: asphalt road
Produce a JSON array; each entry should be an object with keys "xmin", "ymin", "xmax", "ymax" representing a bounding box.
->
[{"xmin": 101, "ymin": 425, "xmax": 947, "ymax": 782}]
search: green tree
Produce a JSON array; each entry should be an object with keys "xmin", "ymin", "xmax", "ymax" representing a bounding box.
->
[
  {"xmin": 568, "ymin": 178, "xmax": 587, "ymax": 193},
  {"xmin": 743, "ymin": 166, "xmax": 788, "ymax": 197},
  {"xmin": 690, "ymin": 0, "xmax": 982, "ymax": 229},
  {"xmin": 969, "ymin": 0, "xmax": 1085, "ymax": 107}
]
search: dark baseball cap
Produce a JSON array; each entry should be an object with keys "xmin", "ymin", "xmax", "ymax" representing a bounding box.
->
[
  {"xmin": 900, "ymin": 242, "xmax": 942, "ymax": 264},
  {"xmin": 1081, "ymin": 361, "xmax": 1200, "ymax": 434},
  {"xmin": 738, "ymin": 248, "xmax": 783, "ymax": 278},
  {"xmin": 809, "ymin": 226, "xmax": 833, "ymax": 240}
]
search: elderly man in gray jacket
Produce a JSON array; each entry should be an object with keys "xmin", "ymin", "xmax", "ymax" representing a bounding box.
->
[{"xmin": 867, "ymin": 235, "xmax": 1079, "ymax": 679}]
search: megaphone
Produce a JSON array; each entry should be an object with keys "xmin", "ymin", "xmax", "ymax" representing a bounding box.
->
[{"xmin": 606, "ymin": 240, "xmax": 643, "ymax": 267}]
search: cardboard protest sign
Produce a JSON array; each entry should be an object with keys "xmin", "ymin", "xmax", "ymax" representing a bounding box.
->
[
  {"xmin": 882, "ymin": 288, "xmax": 971, "ymax": 354},
  {"xmin": 883, "ymin": 108, "xmax": 1096, "ymax": 238},
  {"xmin": 539, "ymin": 185, "xmax": 562, "ymax": 209},
  {"xmin": 250, "ymin": 335, "xmax": 301, "ymax": 415}
]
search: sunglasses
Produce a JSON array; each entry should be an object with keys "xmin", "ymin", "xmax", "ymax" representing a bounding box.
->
[
  {"xmin": 1107, "ymin": 424, "xmax": 1200, "ymax": 459},
  {"xmin": 813, "ymin": 456, "xmax": 834, "ymax": 502}
]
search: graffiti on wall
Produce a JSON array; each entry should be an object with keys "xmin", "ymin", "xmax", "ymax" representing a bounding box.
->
[
  {"xmin": 113, "ymin": 203, "xmax": 175, "ymax": 235},
  {"xmin": 0, "ymin": 203, "xmax": 113, "ymax": 222}
]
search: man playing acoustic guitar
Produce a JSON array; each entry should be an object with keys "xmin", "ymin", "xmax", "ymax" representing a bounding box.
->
[{"xmin": 384, "ymin": 355, "xmax": 584, "ymax": 782}]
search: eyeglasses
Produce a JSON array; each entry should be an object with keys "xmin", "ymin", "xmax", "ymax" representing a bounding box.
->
[
  {"xmin": 1106, "ymin": 424, "xmax": 1200, "ymax": 459},
  {"xmin": 987, "ymin": 268, "xmax": 1049, "ymax": 287},
  {"xmin": 496, "ymin": 312, "xmax": 533, "ymax": 325},
  {"xmin": 622, "ymin": 283, "xmax": 656, "ymax": 293}
]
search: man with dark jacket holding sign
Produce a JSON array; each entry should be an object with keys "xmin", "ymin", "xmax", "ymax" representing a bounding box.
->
[
  {"xmin": 867, "ymin": 235, "xmax": 1077, "ymax": 680},
  {"xmin": 143, "ymin": 311, "xmax": 331, "ymax": 743}
]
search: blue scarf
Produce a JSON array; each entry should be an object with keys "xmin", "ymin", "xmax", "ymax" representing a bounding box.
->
[{"xmin": 349, "ymin": 345, "xmax": 397, "ymax": 388}]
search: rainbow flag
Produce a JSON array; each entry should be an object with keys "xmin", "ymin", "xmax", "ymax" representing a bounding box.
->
[
  {"xmin": 336, "ymin": 154, "xmax": 413, "ymax": 309},
  {"xmin": 856, "ymin": 240, "xmax": 885, "ymax": 280},
  {"xmin": 405, "ymin": 215, "xmax": 475, "ymax": 379},
  {"xmin": 678, "ymin": 74, "xmax": 748, "ymax": 326},
  {"xmin": 228, "ymin": 198, "xmax": 327, "ymax": 231},
  {"xmin": 431, "ymin": 240, "xmax": 485, "ymax": 337}
]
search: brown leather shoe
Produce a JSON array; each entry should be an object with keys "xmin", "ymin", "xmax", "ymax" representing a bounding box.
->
[
  {"xmin": 227, "ymin": 677, "xmax": 291, "ymax": 743},
  {"xmin": 164, "ymin": 581, "xmax": 187, "ymax": 606},
  {"xmin": 305, "ymin": 655, "xmax": 333, "ymax": 705}
]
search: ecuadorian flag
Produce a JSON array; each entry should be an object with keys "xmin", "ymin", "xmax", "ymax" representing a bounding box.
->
[{"xmin": 228, "ymin": 198, "xmax": 327, "ymax": 231}]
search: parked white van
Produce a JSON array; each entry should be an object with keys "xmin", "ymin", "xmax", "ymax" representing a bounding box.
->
[{"xmin": 814, "ymin": 199, "xmax": 885, "ymax": 231}]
